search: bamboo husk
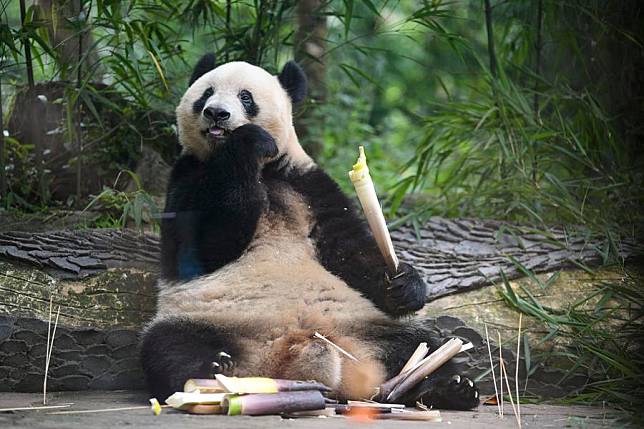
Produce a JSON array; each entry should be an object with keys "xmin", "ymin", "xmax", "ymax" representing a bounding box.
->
[{"xmin": 349, "ymin": 146, "xmax": 399, "ymax": 273}]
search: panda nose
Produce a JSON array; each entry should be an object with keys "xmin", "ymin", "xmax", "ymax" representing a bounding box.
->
[{"xmin": 203, "ymin": 107, "xmax": 230, "ymax": 121}]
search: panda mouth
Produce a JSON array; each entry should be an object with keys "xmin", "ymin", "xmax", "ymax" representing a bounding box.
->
[{"xmin": 203, "ymin": 125, "xmax": 229, "ymax": 142}]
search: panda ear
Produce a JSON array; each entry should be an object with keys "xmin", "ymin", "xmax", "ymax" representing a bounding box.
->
[
  {"xmin": 189, "ymin": 53, "xmax": 217, "ymax": 86},
  {"xmin": 278, "ymin": 61, "xmax": 307, "ymax": 104}
]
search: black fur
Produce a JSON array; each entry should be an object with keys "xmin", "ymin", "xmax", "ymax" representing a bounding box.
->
[
  {"xmin": 189, "ymin": 53, "xmax": 216, "ymax": 86},
  {"xmin": 278, "ymin": 61, "xmax": 307, "ymax": 104},
  {"xmin": 160, "ymin": 124, "xmax": 278, "ymax": 282},
  {"xmin": 192, "ymin": 87, "xmax": 214, "ymax": 115},
  {"xmin": 140, "ymin": 317, "xmax": 240, "ymax": 402},
  {"xmin": 265, "ymin": 165, "xmax": 427, "ymax": 317},
  {"xmin": 239, "ymin": 89, "xmax": 259, "ymax": 117}
]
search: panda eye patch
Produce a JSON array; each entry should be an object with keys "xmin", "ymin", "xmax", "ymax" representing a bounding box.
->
[
  {"xmin": 192, "ymin": 87, "xmax": 215, "ymax": 114},
  {"xmin": 239, "ymin": 89, "xmax": 259, "ymax": 117}
]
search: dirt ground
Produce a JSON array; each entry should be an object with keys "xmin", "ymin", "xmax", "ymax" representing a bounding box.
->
[{"xmin": 0, "ymin": 391, "xmax": 627, "ymax": 428}]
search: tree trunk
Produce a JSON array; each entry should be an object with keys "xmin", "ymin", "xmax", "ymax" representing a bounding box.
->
[
  {"xmin": 36, "ymin": 0, "xmax": 100, "ymax": 81},
  {"xmin": 293, "ymin": 0, "xmax": 327, "ymax": 159}
]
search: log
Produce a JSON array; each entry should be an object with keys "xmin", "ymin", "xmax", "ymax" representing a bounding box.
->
[
  {"xmin": 0, "ymin": 218, "xmax": 640, "ymax": 395},
  {"xmin": 0, "ymin": 217, "xmax": 639, "ymax": 298}
]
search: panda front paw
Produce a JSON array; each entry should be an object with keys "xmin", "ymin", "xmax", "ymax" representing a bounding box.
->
[
  {"xmin": 383, "ymin": 262, "xmax": 427, "ymax": 316},
  {"xmin": 229, "ymin": 124, "xmax": 278, "ymax": 161}
]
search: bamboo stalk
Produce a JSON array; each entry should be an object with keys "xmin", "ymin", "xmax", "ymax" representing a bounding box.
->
[
  {"xmin": 314, "ymin": 332, "xmax": 359, "ymax": 362},
  {"xmin": 484, "ymin": 324, "xmax": 501, "ymax": 417},
  {"xmin": 0, "ymin": 404, "xmax": 72, "ymax": 412},
  {"xmin": 500, "ymin": 359, "xmax": 521, "ymax": 428},
  {"xmin": 498, "ymin": 331, "xmax": 504, "ymax": 417},
  {"xmin": 49, "ymin": 405, "xmax": 169, "ymax": 415},
  {"xmin": 0, "ymin": 68, "xmax": 5, "ymax": 200},
  {"xmin": 515, "ymin": 314, "xmax": 522, "ymax": 423},
  {"xmin": 43, "ymin": 296, "xmax": 53, "ymax": 405},
  {"xmin": 43, "ymin": 300, "xmax": 60, "ymax": 405}
]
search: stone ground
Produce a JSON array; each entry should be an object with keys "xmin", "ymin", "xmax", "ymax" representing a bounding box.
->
[{"xmin": 0, "ymin": 391, "xmax": 628, "ymax": 428}]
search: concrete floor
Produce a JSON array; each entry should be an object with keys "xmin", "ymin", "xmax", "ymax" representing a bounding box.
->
[{"xmin": 0, "ymin": 391, "xmax": 627, "ymax": 428}]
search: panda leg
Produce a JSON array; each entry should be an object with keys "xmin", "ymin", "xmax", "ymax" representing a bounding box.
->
[
  {"xmin": 140, "ymin": 317, "xmax": 241, "ymax": 402},
  {"xmin": 359, "ymin": 319, "xmax": 480, "ymax": 410}
]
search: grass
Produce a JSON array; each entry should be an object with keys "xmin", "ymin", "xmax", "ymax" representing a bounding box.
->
[{"xmin": 498, "ymin": 263, "xmax": 644, "ymax": 422}]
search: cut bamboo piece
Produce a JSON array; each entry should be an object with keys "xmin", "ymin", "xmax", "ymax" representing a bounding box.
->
[
  {"xmin": 184, "ymin": 378, "xmax": 225, "ymax": 393},
  {"xmin": 224, "ymin": 391, "xmax": 326, "ymax": 416},
  {"xmin": 182, "ymin": 404, "xmax": 224, "ymax": 414},
  {"xmin": 346, "ymin": 401, "xmax": 405, "ymax": 410},
  {"xmin": 165, "ymin": 392, "xmax": 226, "ymax": 409},
  {"xmin": 398, "ymin": 342, "xmax": 429, "ymax": 374},
  {"xmin": 215, "ymin": 374, "xmax": 331, "ymax": 394},
  {"xmin": 379, "ymin": 339, "xmax": 469, "ymax": 401},
  {"xmin": 349, "ymin": 146, "xmax": 399, "ymax": 273},
  {"xmin": 386, "ymin": 338, "xmax": 464, "ymax": 402},
  {"xmin": 375, "ymin": 410, "xmax": 442, "ymax": 422},
  {"xmin": 149, "ymin": 398, "xmax": 162, "ymax": 416}
]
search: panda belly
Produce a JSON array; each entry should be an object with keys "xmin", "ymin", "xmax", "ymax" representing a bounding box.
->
[{"xmin": 153, "ymin": 202, "xmax": 388, "ymax": 395}]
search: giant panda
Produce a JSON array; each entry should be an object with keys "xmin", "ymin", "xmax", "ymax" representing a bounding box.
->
[{"xmin": 140, "ymin": 53, "xmax": 479, "ymax": 410}]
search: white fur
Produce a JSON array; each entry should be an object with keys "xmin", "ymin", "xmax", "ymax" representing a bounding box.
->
[{"xmin": 176, "ymin": 61, "xmax": 313, "ymax": 170}]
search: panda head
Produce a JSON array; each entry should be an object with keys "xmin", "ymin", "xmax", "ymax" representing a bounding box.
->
[{"xmin": 176, "ymin": 54, "xmax": 312, "ymax": 167}]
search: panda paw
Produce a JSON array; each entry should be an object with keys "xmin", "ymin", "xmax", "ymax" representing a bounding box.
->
[
  {"xmin": 229, "ymin": 124, "xmax": 278, "ymax": 161},
  {"xmin": 383, "ymin": 262, "xmax": 427, "ymax": 316},
  {"xmin": 416, "ymin": 374, "xmax": 480, "ymax": 410},
  {"xmin": 210, "ymin": 351, "xmax": 236, "ymax": 377}
]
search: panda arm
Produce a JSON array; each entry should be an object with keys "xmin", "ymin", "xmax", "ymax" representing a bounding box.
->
[
  {"xmin": 161, "ymin": 125, "xmax": 276, "ymax": 281},
  {"xmin": 285, "ymin": 166, "xmax": 427, "ymax": 316},
  {"xmin": 160, "ymin": 154, "xmax": 202, "ymax": 281}
]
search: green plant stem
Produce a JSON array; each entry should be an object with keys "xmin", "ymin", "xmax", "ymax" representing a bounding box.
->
[
  {"xmin": 0, "ymin": 70, "xmax": 5, "ymax": 201},
  {"xmin": 19, "ymin": 0, "xmax": 34, "ymax": 88}
]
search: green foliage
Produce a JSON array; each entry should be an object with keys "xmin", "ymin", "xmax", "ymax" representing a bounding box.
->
[{"xmin": 83, "ymin": 170, "xmax": 160, "ymax": 232}]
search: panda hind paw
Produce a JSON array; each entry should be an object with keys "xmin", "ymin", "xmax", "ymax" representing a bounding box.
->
[
  {"xmin": 210, "ymin": 351, "xmax": 236, "ymax": 377},
  {"xmin": 416, "ymin": 374, "xmax": 480, "ymax": 410}
]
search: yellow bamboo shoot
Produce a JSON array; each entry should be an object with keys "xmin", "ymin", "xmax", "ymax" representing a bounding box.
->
[{"xmin": 349, "ymin": 146, "xmax": 399, "ymax": 273}]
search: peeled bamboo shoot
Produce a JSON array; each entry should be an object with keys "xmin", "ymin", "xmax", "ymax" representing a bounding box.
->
[{"xmin": 349, "ymin": 146, "xmax": 399, "ymax": 273}]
